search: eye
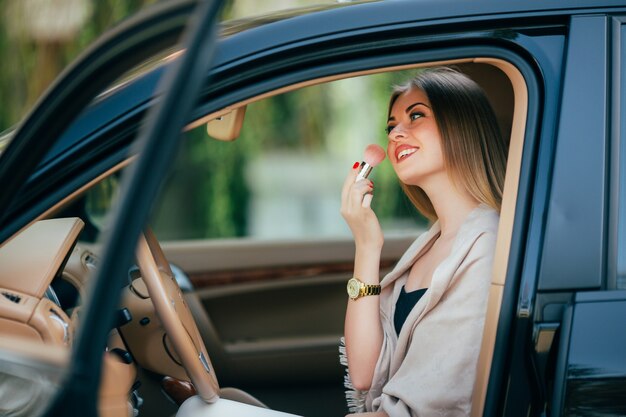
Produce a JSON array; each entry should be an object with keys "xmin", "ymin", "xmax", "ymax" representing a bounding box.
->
[
  {"xmin": 410, "ymin": 111, "xmax": 425, "ymax": 121},
  {"xmin": 385, "ymin": 125, "xmax": 396, "ymax": 135}
]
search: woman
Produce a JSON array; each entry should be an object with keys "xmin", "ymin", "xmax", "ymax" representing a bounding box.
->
[{"xmin": 340, "ymin": 67, "xmax": 508, "ymax": 417}]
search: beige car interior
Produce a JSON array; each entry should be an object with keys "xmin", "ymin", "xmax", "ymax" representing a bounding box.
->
[
  {"xmin": 0, "ymin": 57, "xmax": 527, "ymax": 417},
  {"xmin": 0, "ymin": 218, "xmax": 82, "ymax": 345}
]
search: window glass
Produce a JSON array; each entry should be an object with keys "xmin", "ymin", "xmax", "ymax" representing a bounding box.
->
[
  {"xmin": 617, "ymin": 25, "xmax": 626, "ymax": 289},
  {"xmin": 150, "ymin": 72, "xmax": 427, "ymax": 241},
  {"xmin": 85, "ymin": 174, "xmax": 120, "ymax": 231}
]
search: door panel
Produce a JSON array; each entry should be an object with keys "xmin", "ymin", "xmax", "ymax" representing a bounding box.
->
[
  {"xmin": 163, "ymin": 235, "xmax": 414, "ymax": 387},
  {"xmin": 552, "ymin": 291, "xmax": 626, "ymax": 416},
  {"xmin": 163, "ymin": 236, "xmax": 413, "ymax": 416}
]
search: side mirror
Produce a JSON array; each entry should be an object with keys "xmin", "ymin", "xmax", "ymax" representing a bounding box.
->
[{"xmin": 206, "ymin": 107, "xmax": 246, "ymax": 141}]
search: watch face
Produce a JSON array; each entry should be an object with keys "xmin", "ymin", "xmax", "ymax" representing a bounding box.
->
[{"xmin": 347, "ymin": 278, "xmax": 360, "ymax": 299}]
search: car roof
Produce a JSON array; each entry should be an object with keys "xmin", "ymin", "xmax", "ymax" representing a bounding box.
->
[
  {"xmin": 26, "ymin": 0, "xmax": 626, "ymax": 181},
  {"xmin": 215, "ymin": 0, "xmax": 622, "ymax": 61}
]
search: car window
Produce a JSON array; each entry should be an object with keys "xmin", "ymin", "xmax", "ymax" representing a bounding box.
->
[
  {"xmin": 83, "ymin": 62, "xmax": 518, "ymax": 244},
  {"xmin": 149, "ymin": 72, "xmax": 427, "ymax": 241}
]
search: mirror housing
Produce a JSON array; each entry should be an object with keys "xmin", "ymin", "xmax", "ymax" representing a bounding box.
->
[{"xmin": 206, "ymin": 107, "xmax": 246, "ymax": 141}]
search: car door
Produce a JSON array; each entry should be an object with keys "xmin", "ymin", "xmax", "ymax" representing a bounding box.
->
[
  {"xmin": 131, "ymin": 9, "xmax": 556, "ymax": 415},
  {"xmin": 551, "ymin": 291, "xmax": 626, "ymax": 416},
  {"xmin": 515, "ymin": 15, "xmax": 626, "ymax": 417},
  {"xmin": 0, "ymin": 1, "xmax": 225, "ymax": 416}
]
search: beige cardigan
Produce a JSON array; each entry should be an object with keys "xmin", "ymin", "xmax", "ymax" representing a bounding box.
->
[{"xmin": 342, "ymin": 205, "xmax": 499, "ymax": 417}]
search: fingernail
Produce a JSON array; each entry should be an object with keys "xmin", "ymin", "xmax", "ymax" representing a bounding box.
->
[{"xmin": 353, "ymin": 162, "xmax": 360, "ymax": 169}]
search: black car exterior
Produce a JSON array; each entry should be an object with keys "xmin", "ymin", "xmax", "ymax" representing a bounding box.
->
[{"xmin": 1, "ymin": 1, "xmax": 625, "ymax": 416}]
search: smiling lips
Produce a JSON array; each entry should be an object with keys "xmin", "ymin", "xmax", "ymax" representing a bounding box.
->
[{"xmin": 395, "ymin": 145, "xmax": 418, "ymax": 162}]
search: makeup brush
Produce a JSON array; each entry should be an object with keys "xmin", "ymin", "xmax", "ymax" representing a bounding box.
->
[{"xmin": 356, "ymin": 144, "xmax": 386, "ymax": 181}]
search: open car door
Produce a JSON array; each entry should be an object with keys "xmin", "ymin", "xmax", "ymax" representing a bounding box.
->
[{"xmin": 0, "ymin": 1, "xmax": 225, "ymax": 416}]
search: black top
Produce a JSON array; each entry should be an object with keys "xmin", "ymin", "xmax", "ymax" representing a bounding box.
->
[{"xmin": 394, "ymin": 286, "xmax": 428, "ymax": 335}]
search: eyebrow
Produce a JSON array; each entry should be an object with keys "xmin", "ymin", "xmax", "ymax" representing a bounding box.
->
[
  {"xmin": 406, "ymin": 101, "xmax": 430, "ymax": 112},
  {"xmin": 387, "ymin": 102, "xmax": 430, "ymax": 122}
]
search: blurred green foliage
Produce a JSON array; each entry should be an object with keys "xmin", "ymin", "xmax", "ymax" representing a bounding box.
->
[
  {"xmin": 151, "ymin": 128, "xmax": 251, "ymax": 240},
  {"xmin": 1, "ymin": 0, "xmax": 426, "ymax": 242},
  {"xmin": 0, "ymin": 0, "xmax": 359, "ymax": 132},
  {"xmin": 151, "ymin": 71, "xmax": 427, "ymax": 241},
  {"xmin": 0, "ymin": 0, "xmax": 161, "ymax": 132}
]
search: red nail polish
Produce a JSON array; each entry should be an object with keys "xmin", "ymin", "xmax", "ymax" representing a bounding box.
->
[{"xmin": 353, "ymin": 162, "xmax": 360, "ymax": 169}]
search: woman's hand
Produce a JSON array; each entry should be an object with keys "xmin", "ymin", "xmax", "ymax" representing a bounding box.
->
[
  {"xmin": 342, "ymin": 164, "xmax": 385, "ymax": 391},
  {"xmin": 341, "ymin": 163, "xmax": 384, "ymax": 250}
]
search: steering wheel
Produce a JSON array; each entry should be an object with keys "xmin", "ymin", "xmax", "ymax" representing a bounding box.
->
[{"xmin": 135, "ymin": 230, "xmax": 219, "ymax": 403}]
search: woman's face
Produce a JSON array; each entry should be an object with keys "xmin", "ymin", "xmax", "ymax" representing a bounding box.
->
[{"xmin": 386, "ymin": 87, "xmax": 445, "ymax": 187}]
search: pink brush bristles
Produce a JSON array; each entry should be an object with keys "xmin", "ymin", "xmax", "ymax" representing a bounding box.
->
[
  {"xmin": 363, "ymin": 144, "xmax": 386, "ymax": 167},
  {"xmin": 356, "ymin": 144, "xmax": 386, "ymax": 181}
]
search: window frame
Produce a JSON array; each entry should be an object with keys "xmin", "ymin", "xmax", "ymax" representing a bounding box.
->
[{"xmin": 612, "ymin": 16, "xmax": 626, "ymax": 289}]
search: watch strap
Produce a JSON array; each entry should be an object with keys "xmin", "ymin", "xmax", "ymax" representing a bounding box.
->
[{"xmin": 360, "ymin": 284, "xmax": 381, "ymax": 297}]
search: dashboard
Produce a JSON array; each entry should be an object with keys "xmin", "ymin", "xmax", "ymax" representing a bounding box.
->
[
  {"xmin": 0, "ymin": 218, "xmax": 87, "ymax": 346},
  {"xmin": 0, "ymin": 218, "xmax": 143, "ymax": 417}
]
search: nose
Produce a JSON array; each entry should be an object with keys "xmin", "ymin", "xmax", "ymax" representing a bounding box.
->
[{"xmin": 388, "ymin": 123, "xmax": 407, "ymax": 142}]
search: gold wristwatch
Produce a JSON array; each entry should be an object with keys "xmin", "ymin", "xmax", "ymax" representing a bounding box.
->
[{"xmin": 347, "ymin": 277, "xmax": 381, "ymax": 300}]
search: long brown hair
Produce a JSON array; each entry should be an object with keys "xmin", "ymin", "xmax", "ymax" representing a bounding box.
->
[{"xmin": 388, "ymin": 67, "xmax": 508, "ymax": 221}]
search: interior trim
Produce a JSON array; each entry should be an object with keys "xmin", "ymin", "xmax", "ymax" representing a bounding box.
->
[
  {"xmin": 0, "ymin": 218, "xmax": 84, "ymax": 298},
  {"xmin": 471, "ymin": 58, "xmax": 527, "ymax": 416},
  {"xmin": 187, "ymin": 259, "xmax": 396, "ymax": 289},
  {"xmin": 224, "ymin": 335, "xmax": 341, "ymax": 356},
  {"xmin": 163, "ymin": 234, "xmax": 417, "ymax": 273},
  {"xmin": 477, "ymin": 58, "xmax": 527, "ymax": 288}
]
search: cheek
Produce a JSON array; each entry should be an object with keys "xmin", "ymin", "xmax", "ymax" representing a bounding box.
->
[
  {"xmin": 433, "ymin": 138, "xmax": 445, "ymax": 163},
  {"xmin": 424, "ymin": 129, "xmax": 444, "ymax": 158}
]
